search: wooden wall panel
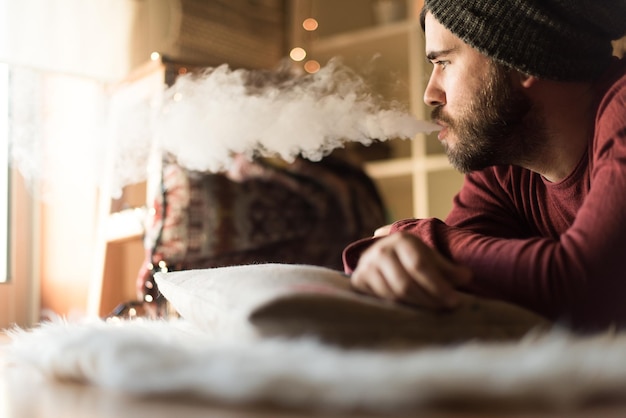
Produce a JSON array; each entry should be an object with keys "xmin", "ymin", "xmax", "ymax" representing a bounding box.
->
[{"xmin": 169, "ymin": 0, "xmax": 287, "ymax": 69}]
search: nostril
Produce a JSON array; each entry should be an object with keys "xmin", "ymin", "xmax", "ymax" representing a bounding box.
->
[
  {"xmin": 423, "ymin": 85, "xmax": 445, "ymax": 108},
  {"xmin": 425, "ymin": 96, "xmax": 444, "ymax": 108}
]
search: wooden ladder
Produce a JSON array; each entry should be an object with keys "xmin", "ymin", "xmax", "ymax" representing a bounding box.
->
[{"xmin": 86, "ymin": 58, "xmax": 167, "ymax": 317}]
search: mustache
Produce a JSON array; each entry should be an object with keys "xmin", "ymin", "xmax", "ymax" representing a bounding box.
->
[{"xmin": 431, "ymin": 106, "xmax": 454, "ymax": 126}]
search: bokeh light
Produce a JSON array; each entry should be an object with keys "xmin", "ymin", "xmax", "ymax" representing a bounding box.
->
[
  {"xmin": 290, "ymin": 47, "xmax": 307, "ymax": 62},
  {"xmin": 302, "ymin": 18, "xmax": 319, "ymax": 31},
  {"xmin": 303, "ymin": 60, "xmax": 321, "ymax": 74}
]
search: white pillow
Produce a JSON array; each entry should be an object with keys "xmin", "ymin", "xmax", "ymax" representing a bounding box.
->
[
  {"xmin": 155, "ymin": 263, "xmax": 549, "ymax": 347},
  {"xmin": 154, "ymin": 263, "xmax": 358, "ymax": 340}
]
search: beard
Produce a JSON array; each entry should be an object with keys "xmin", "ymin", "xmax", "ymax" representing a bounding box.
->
[{"xmin": 432, "ymin": 64, "xmax": 546, "ymax": 173}]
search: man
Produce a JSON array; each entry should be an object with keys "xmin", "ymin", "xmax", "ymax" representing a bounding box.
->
[{"xmin": 342, "ymin": 0, "xmax": 626, "ymax": 332}]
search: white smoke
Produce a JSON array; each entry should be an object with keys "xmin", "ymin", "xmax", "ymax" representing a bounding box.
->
[
  {"xmin": 8, "ymin": 59, "xmax": 439, "ymax": 199},
  {"xmin": 153, "ymin": 59, "xmax": 439, "ymax": 174}
]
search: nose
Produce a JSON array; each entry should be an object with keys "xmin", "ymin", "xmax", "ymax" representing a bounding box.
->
[{"xmin": 423, "ymin": 74, "xmax": 445, "ymax": 107}]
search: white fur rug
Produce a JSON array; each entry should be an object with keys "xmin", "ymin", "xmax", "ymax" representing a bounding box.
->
[{"xmin": 3, "ymin": 318, "xmax": 626, "ymax": 413}]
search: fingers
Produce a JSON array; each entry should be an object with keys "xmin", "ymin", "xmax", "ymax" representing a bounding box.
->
[
  {"xmin": 394, "ymin": 236, "xmax": 461, "ymax": 308},
  {"xmin": 374, "ymin": 242, "xmax": 445, "ymax": 308},
  {"xmin": 350, "ymin": 232, "xmax": 472, "ymax": 310},
  {"xmin": 352, "ymin": 247, "xmax": 441, "ymax": 309}
]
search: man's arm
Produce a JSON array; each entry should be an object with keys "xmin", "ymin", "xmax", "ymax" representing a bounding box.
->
[
  {"xmin": 343, "ymin": 169, "xmax": 524, "ymax": 313},
  {"xmin": 345, "ymin": 161, "xmax": 626, "ymax": 330}
]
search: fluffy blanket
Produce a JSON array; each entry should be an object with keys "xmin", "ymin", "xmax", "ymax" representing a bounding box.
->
[{"xmin": 3, "ymin": 318, "xmax": 626, "ymax": 413}]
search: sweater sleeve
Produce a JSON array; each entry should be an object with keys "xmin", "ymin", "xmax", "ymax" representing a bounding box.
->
[{"xmin": 343, "ymin": 68, "xmax": 626, "ymax": 331}]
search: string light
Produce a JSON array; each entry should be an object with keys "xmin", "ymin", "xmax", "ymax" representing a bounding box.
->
[
  {"xmin": 290, "ymin": 47, "xmax": 307, "ymax": 62},
  {"xmin": 302, "ymin": 18, "xmax": 318, "ymax": 31},
  {"xmin": 304, "ymin": 60, "xmax": 321, "ymax": 74},
  {"xmin": 297, "ymin": 16, "xmax": 319, "ymax": 70}
]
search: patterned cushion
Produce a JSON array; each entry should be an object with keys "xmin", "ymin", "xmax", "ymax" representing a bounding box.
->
[{"xmin": 136, "ymin": 152, "xmax": 386, "ymax": 303}]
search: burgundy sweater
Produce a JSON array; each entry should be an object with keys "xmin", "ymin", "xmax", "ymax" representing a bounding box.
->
[{"xmin": 343, "ymin": 58, "xmax": 626, "ymax": 332}]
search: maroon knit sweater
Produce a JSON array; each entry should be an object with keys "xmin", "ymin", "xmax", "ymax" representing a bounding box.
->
[{"xmin": 343, "ymin": 58, "xmax": 626, "ymax": 332}]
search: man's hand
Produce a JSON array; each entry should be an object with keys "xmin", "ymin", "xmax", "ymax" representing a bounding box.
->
[{"xmin": 350, "ymin": 232, "xmax": 472, "ymax": 310}]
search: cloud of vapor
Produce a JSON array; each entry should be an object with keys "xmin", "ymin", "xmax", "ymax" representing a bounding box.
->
[
  {"xmin": 153, "ymin": 59, "xmax": 439, "ymax": 173},
  {"xmin": 8, "ymin": 59, "xmax": 439, "ymax": 200}
]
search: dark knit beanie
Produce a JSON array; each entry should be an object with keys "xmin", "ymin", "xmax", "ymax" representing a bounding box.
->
[{"xmin": 424, "ymin": 0, "xmax": 626, "ymax": 81}]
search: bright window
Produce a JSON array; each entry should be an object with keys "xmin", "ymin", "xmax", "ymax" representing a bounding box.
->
[{"xmin": 0, "ymin": 63, "xmax": 8, "ymax": 283}]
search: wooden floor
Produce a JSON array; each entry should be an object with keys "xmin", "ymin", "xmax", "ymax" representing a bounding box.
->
[{"xmin": 2, "ymin": 331, "xmax": 626, "ymax": 418}]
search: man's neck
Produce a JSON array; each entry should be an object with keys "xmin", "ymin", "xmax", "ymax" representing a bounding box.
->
[{"xmin": 526, "ymin": 81, "xmax": 596, "ymax": 183}]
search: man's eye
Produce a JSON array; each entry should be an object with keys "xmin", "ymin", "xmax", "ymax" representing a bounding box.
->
[{"xmin": 434, "ymin": 60, "xmax": 450, "ymax": 69}]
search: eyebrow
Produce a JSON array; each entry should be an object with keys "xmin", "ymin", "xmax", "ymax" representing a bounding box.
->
[{"xmin": 426, "ymin": 47, "xmax": 458, "ymax": 61}]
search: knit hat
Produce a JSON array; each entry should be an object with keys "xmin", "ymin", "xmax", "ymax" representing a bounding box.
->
[{"xmin": 423, "ymin": 0, "xmax": 626, "ymax": 81}]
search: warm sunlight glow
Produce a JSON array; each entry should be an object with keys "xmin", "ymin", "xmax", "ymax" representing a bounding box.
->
[
  {"xmin": 0, "ymin": 378, "xmax": 9, "ymax": 418},
  {"xmin": 302, "ymin": 18, "xmax": 319, "ymax": 31},
  {"xmin": 0, "ymin": 64, "xmax": 8, "ymax": 283},
  {"xmin": 289, "ymin": 47, "xmax": 307, "ymax": 62}
]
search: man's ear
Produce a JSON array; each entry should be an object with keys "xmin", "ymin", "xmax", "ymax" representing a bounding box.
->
[{"xmin": 518, "ymin": 72, "xmax": 538, "ymax": 88}]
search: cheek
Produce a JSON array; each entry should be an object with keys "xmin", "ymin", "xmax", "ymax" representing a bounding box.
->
[
  {"xmin": 445, "ymin": 58, "xmax": 490, "ymax": 110},
  {"xmin": 444, "ymin": 80, "xmax": 472, "ymax": 116}
]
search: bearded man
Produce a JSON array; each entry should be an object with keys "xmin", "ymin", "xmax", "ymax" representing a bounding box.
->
[{"xmin": 342, "ymin": 0, "xmax": 626, "ymax": 332}]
